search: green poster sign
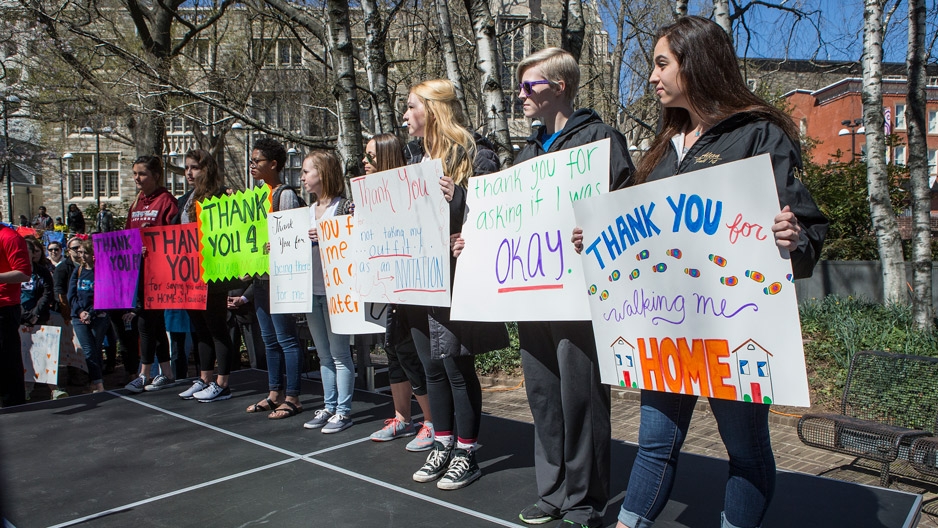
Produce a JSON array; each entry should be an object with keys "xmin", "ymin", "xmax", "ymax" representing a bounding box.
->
[{"xmin": 198, "ymin": 185, "xmax": 271, "ymax": 281}]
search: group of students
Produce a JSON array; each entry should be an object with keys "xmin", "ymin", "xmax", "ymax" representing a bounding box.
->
[{"xmin": 0, "ymin": 16, "xmax": 830, "ymax": 528}]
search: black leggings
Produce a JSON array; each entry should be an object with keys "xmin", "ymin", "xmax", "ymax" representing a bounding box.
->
[
  {"xmin": 403, "ymin": 305, "xmax": 482, "ymax": 442},
  {"xmin": 138, "ymin": 309, "xmax": 170, "ymax": 365},
  {"xmin": 188, "ymin": 292, "xmax": 235, "ymax": 376}
]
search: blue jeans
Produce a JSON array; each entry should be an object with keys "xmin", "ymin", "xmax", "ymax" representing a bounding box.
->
[
  {"xmin": 254, "ymin": 280, "xmax": 303, "ymax": 397},
  {"xmin": 72, "ymin": 316, "xmax": 109, "ymax": 385},
  {"xmin": 306, "ymin": 295, "xmax": 353, "ymax": 416},
  {"xmin": 618, "ymin": 391, "xmax": 775, "ymax": 528}
]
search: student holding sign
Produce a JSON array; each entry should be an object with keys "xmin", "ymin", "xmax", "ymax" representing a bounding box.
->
[
  {"xmin": 570, "ymin": 17, "xmax": 827, "ymax": 528},
  {"xmin": 244, "ymin": 138, "xmax": 306, "ymax": 420},
  {"xmin": 401, "ymin": 79, "xmax": 509, "ymax": 490},
  {"xmin": 176, "ymin": 149, "xmax": 237, "ymax": 403},
  {"xmin": 123, "ymin": 155, "xmax": 180, "ymax": 394},
  {"xmin": 364, "ymin": 134, "xmax": 436, "ymax": 451},
  {"xmin": 297, "ymin": 150, "xmax": 356, "ymax": 433},
  {"xmin": 68, "ymin": 239, "xmax": 106, "ymax": 393},
  {"xmin": 499, "ymin": 48, "xmax": 635, "ymax": 528},
  {"xmin": 0, "ymin": 223, "xmax": 30, "ymax": 406}
]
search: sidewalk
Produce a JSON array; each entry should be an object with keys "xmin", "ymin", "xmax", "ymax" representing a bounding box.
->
[{"xmin": 480, "ymin": 377, "xmax": 938, "ymax": 528}]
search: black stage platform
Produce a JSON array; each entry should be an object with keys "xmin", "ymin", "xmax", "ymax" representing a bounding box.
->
[{"xmin": 0, "ymin": 370, "xmax": 922, "ymax": 527}]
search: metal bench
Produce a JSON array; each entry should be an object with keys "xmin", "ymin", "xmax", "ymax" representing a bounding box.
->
[{"xmin": 797, "ymin": 350, "xmax": 938, "ymax": 486}]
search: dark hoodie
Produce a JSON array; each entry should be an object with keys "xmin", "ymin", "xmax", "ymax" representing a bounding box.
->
[{"xmin": 515, "ymin": 108, "xmax": 636, "ymax": 191}]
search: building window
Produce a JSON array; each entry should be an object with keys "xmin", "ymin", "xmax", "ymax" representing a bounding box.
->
[
  {"xmin": 799, "ymin": 118, "xmax": 807, "ymax": 136},
  {"xmin": 894, "ymin": 145, "xmax": 907, "ymax": 166},
  {"xmin": 498, "ymin": 15, "xmax": 527, "ymax": 119},
  {"xmin": 895, "ymin": 103, "xmax": 907, "ymax": 130},
  {"xmin": 747, "ymin": 79, "xmax": 758, "ymax": 91},
  {"xmin": 928, "ymin": 149, "xmax": 937, "ymax": 176},
  {"xmin": 283, "ymin": 150, "xmax": 302, "ymax": 194},
  {"xmin": 67, "ymin": 153, "xmax": 120, "ymax": 199},
  {"xmin": 928, "ymin": 110, "xmax": 938, "ymax": 134},
  {"xmin": 252, "ymin": 39, "xmax": 301, "ymax": 67},
  {"xmin": 165, "ymin": 155, "xmax": 188, "ymax": 197}
]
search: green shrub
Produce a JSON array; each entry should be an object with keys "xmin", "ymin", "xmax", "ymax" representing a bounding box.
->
[
  {"xmin": 799, "ymin": 295, "xmax": 938, "ymax": 409},
  {"xmin": 475, "ymin": 322, "xmax": 522, "ymax": 375}
]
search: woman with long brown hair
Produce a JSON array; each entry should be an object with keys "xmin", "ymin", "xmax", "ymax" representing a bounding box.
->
[
  {"xmin": 176, "ymin": 149, "xmax": 237, "ymax": 402},
  {"xmin": 123, "ymin": 155, "xmax": 179, "ymax": 393},
  {"xmin": 363, "ymin": 134, "xmax": 435, "ymax": 451}
]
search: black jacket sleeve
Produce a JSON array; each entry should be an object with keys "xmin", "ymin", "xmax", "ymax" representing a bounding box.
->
[{"xmin": 753, "ymin": 123, "xmax": 829, "ymax": 279}]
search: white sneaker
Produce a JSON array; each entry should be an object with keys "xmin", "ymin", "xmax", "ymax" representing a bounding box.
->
[
  {"xmin": 193, "ymin": 382, "xmax": 231, "ymax": 402},
  {"xmin": 124, "ymin": 375, "xmax": 146, "ymax": 394},
  {"xmin": 179, "ymin": 379, "xmax": 209, "ymax": 400}
]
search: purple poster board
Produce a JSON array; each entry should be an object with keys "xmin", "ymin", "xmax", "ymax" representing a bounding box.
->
[{"xmin": 93, "ymin": 229, "xmax": 143, "ymax": 310}]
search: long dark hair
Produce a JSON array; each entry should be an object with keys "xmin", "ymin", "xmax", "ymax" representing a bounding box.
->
[
  {"xmin": 185, "ymin": 149, "xmax": 223, "ymax": 220},
  {"xmin": 635, "ymin": 16, "xmax": 799, "ymax": 183},
  {"xmin": 371, "ymin": 134, "xmax": 405, "ymax": 172}
]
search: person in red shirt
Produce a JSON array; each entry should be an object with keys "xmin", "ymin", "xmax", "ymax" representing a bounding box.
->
[
  {"xmin": 122, "ymin": 155, "xmax": 180, "ymax": 393},
  {"xmin": 0, "ymin": 223, "xmax": 31, "ymax": 406}
]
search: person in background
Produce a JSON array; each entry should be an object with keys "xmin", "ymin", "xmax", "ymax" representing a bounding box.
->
[
  {"xmin": 21, "ymin": 236, "xmax": 67, "ymax": 400},
  {"xmin": 298, "ymin": 150, "xmax": 356, "ymax": 433},
  {"xmin": 47, "ymin": 241, "xmax": 64, "ymax": 267},
  {"xmin": 96, "ymin": 203, "xmax": 115, "ymax": 234},
  {"xmin": 175, "ymin": 149, "xmax": 237, "ymax": 402},
  {"xmin": 493, "ymin": 47, "xmax": 635, "ymax": 528},
  {"xmin": 571, "ymin": 17, "xmax": 827, "ymax": 528},
  {"xmin": 18, "ymin": 215, "xmax": 29, "ymax": 227},
  {"xmin": 244, "ymin": 137, "xmax": 305, "ymax": 420},
  {"xmin": 66, "ymin": 204, "xmax": 85, "ymax": 234},
  {"xmin": 68, "ymin": 239, "xmax": 106, "ymax": 393},
  {"xmin": 364, "ymin": 133, "xmax": 436, "ymax": 452},
  {"xmin": 123, "ymin": 155, "xmax": 179, "ymax": 394},
  {"xmin": 401, "ymin": 79, "xmax": 509, "ymax": 491},
  {"xmin": 0, "ymin": 223, "xmax": 30, "ymax": 406},
  {"xmin": 32, "ymin": 206, "xmax": 54, "ymax": 231},
  {"xmin": 54, "ymin": 217, "xmax": 67, "ymax": 232}
]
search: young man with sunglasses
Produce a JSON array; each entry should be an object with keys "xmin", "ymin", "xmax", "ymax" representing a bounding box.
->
[{"xmin": 513, "ymin": 48, "xmax": 635, "ymax": 528}]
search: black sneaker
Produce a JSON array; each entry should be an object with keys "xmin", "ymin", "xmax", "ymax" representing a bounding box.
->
[
  {"xmin": 436, "ymin": 448, "xmax": 481, "ymax": 490},
  {"xmin": 519, "ymin": 504, "xmax": 558, "ymax": 525},
  {"xmin": 413, "ymin": 441, "xmax": 453, "ymax": 483}
]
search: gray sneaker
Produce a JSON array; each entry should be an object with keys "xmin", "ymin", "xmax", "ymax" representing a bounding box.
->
[
  {"xmin": 321, "ymin": 413, "xmax": 353, "ymax": 434},
  {"xmin": 303, "ymin": 409, "xmax": 333, "ymax": 430},
  {"xmin": 124, "ymin": 375, "xmax": 146, "ymax": 394},
  {"xmin": 144, "ymin": 374, "xmax": 176, "ymax": 391}
]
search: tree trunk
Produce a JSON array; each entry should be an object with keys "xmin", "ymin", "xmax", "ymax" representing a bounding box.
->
[
  {"xmin": 713, "ymin": 0, "xmax": 732, "ymax": 40},
  {"xmin": 434, "ymin": 0, "xmax": 472, "ymax": 122},
  {"xmin": 906, "ymin": 0, "xmax": 932, "ymax": 326},
  {"xmin": 361, "ymin": 0, "xmax": 397, "ymax": 134},
  {"xmin": 863, "ymin": 0, "xmax": 906, "ymax": 304},
  {"xmin": 674, "ymin": 0, "xmax": 688, "ymax": 18},
  {"xmin": 326, "ymin": 0, "xmax": 365, "ymax": 179},
  {"xmin": 561, "ymin": 0, "xmax": 585, "ymax": 62},
  {"xmin": 462, "ymin": 0, "xmax": 513, "ymax": 168}
]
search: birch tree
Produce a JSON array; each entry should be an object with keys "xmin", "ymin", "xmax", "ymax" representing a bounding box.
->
[
  {"xmin": 462, "ymin": 0, "xmax": 513, "ymax": 167},
  {"xmin": 326, "ymin": 0, "xmax": 365, "ymax": 177},
  {"xmin": 361, "ymin": 0, "xmax": 403, "ymax": 134},
  {"xmin": 863, "ymin": 0, "xmax": 906, "ymax": 304},
  {"xmin": 906, "ymin": 0, "xmax": 932, "ymax": 326},
  {"xmin": 434, "ymin": 0, "xmax": 472, "ymax": 122},
  {"xmin": 674, "ymin": 0, "xmax": 688, "ymax": 18},
  {"xmin": 712, "ymin": 0, "xmax": 732, "ymax": 39}
]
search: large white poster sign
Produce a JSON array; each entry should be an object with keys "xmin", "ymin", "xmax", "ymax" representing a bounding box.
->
[
  {"xmin": 21, "ymin": 325, "xmax": 63, "ymax": 385},
  {"xmin": 351, "ymin": 160, "xmax": 451, "ymax": 307},
  {"xmin": 451, "ymin": 139, "xmax": 610, "ymax": 321},
  {"xmin": 573, "ymin": 154, "xmax": 810, "ymax": 407},
  {"xmin": 268, "ymin": 206, "xmax": 314, "ymax": 314},
  {"xmin": 319, "ymin": 213, "xmax": 387, "ymax": 335}
]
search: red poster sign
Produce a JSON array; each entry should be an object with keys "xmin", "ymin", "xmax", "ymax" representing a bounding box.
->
[{"xmin": 141, "ymin": 224, "xmax": 208, "ymax": 310}]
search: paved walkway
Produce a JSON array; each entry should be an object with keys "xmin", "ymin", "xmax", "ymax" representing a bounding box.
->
[{"xmin": 479, "ymin": 377, "xmax": 938, "ymax": 528}]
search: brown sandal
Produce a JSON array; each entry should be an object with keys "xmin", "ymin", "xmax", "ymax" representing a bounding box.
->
[
  {"xmin": 268, "ymin": 401, "xmax": 303, "ymax": 420},
  {"xmin": 247, "ymin": 398, "xmax": 279, "ymax": 413}
]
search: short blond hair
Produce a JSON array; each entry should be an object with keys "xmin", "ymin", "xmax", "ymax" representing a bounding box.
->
[{"xmin": 516, "ymin": 48, "xmax": 580, "ymax": 103}]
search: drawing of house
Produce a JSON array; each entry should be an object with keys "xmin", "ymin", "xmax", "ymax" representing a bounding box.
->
[
  {"xmin": 611, "ymin": 337, "xmax": 639, "ymax": 388},
  {"xmin": 730, "ymin": 339, "xmax": 775, "ymax": 404}
]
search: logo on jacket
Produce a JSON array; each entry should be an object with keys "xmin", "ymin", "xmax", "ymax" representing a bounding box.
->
[{"xmin": 694, "ymin": 152, "xmax": 721, "ymax": 165}]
